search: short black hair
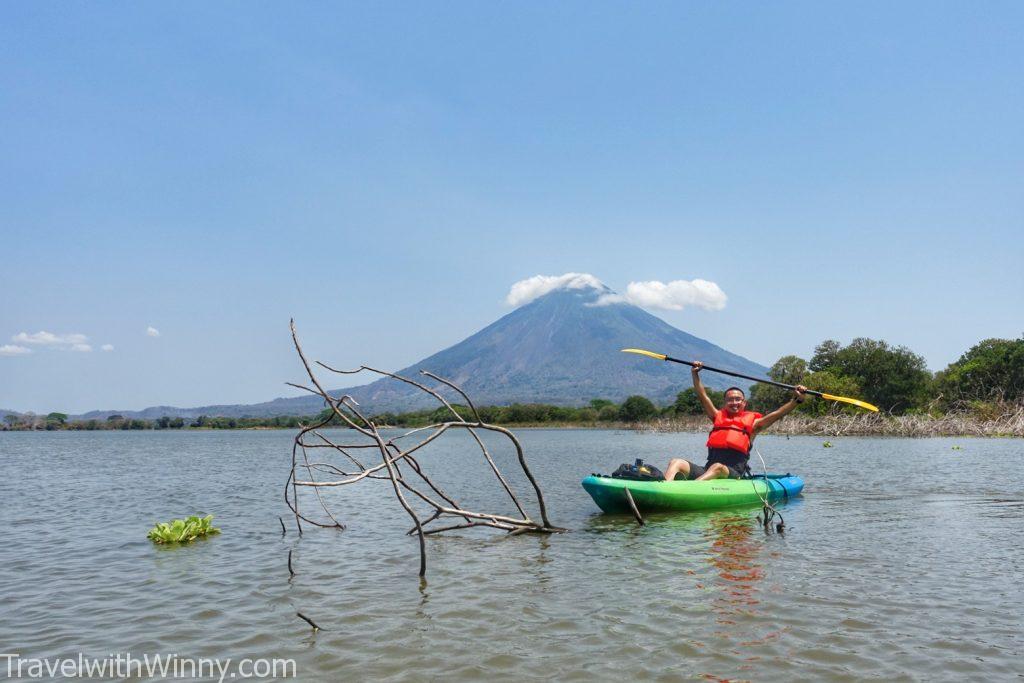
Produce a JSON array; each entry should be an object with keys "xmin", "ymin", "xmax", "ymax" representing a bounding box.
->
[{"xmin": 724, "ymin": 386, "xmax": 745, "ymax": 398}]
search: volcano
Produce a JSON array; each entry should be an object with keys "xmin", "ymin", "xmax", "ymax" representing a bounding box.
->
[
  {"xmin": 76, "ymin": 284, "xmax": 769, "ymax": 419},
  {"xmin": 329, "ymin": 285, "xmax": 769, "ymax": 412}
]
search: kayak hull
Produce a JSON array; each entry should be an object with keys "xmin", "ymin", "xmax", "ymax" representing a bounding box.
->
[{"xmin": 581, "ymin": 474, "xmax": 804, "ymax": 513}]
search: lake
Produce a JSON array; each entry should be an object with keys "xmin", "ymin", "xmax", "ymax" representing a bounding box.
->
[{"xmin": 1, "ymin": 429, "xmax": 1021, "ymax": 681}]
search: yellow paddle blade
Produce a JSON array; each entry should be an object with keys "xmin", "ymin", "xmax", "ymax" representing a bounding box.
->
[
  {"xmin": 620, "ymin": 348, "xmax": 667, "ymax": 361},
  {"xmin": 820, "ymin": 393, "xmax": 880, "ymax": 413}
]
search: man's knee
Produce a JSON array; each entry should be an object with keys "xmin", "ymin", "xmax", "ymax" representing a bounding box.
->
[
  {"xmin": 665, "ymin": 458, "xmax": 691, "ymax": 481},
  {"xmin": 708, "ymin": 462, "xmax": 729, "ymax": 477}
]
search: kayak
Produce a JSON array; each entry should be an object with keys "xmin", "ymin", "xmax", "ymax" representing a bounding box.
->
[{"xmin": 581, "ymin": 473, "xmax": 804, "ymax": 513}]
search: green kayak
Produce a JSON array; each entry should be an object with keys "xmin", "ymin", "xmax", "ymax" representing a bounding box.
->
[{"xmin": 581, "ymin": 473, "xmax": 804, "ymax": 513}]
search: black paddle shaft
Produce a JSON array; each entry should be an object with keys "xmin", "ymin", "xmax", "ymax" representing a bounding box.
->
[{"xmin": 661, "ymin": 355, "xmax": 823, "ymax": 398}]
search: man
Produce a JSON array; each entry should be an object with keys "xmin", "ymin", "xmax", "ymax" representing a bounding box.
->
[{"xmin": 664, "ymin": 361, "xmax": 808, "ymax": 481}]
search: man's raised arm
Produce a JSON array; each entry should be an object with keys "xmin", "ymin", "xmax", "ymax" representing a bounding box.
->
[
  {"xmin": 753, "ymin": 385, "xmax": 808, "ymax": 434},
  {"xmin": 691, "ymin": 362, "xmax": 717, "ymax": 421}
]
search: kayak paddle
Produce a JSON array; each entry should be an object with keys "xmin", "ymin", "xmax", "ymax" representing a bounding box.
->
[{"xmin": 621, "ymin": 348, "xmax": 879, "ymax": 413}]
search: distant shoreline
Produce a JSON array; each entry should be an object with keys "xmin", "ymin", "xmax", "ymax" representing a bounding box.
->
[{"xmin": 3, "ymin": 411, "xmax": 1021, "ymax": 437}]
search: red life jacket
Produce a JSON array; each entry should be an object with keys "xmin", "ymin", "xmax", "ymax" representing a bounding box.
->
[{"xmin": 706, "ymin": 409, "xmax": 762, "ymax": 454}]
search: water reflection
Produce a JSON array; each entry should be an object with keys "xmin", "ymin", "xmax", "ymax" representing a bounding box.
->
[
  {"xmin": 588, "ymin": 509, "xmax": 777, "ymax": 626},
  {"xmin": 521, "ymin": 534, "xmax": 554, "ymax": 586},
  {"xmin": 415, "ymin": 577, "xmax": 431, "ymax": 622},
  {"xmin": 662, "ymin": 512, "xmax": 768, "ymax": 621},
  {"xmin": 704, "ymin": 514, "xmax": 764, "ymax": 615}
]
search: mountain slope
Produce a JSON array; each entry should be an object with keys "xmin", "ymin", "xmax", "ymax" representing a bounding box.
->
[
  {"xmin": 333, "ymin": 286, "xmax": 768, "ymax": 412},
  {"xmin": 75, "ymin": 285, "xmax": 768, "ymax": 419}
]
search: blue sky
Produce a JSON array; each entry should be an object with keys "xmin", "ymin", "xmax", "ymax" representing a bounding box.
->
[{"xmin": 2, "ymin": 2, "xmax": 1022, "ymax": 414}]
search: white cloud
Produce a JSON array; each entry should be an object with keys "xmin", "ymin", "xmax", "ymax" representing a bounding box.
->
[
  {"xmin": 10, "ymin": 331, "xmax": 94, "ymax": 353},
  {"xmin": 506, "ymin": 273, "xmax": 605, "ymax": 307},
  {"xmin": 101, "ymin": 344, "xmax": 114, "ymax": 352},
  {"xmin": 595, "ymin": 279, "xmax": 728, "ymax": 311},
  {"xmin": 504, "ymin": 273, "xmax": 728, "ymax": 312},
  {"xmin": 0, "ymin": 344, "xmax": 32, "ymax": 356},
  {"xmin": 13, "ymin": 331, "xmax": 89, "ymax": 346},
  {"xmin": 146, "ymin": 326, "xmax": 161, "ymax": 337}
]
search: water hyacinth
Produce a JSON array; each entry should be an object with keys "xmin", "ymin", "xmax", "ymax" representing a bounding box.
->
[{"xmin": 147, "ymin": 515, "xmax": 220, "ymax": 544}]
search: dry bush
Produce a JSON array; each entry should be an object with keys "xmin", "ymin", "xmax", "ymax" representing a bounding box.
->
[{"xmin": 639, "ymin": 404, "xmax": 1024, "ymax": 438}]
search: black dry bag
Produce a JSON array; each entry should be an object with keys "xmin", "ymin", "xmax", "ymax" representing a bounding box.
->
[{"xmin": 610, "ymin": 458, "xmax": 664, "ymax": 481}]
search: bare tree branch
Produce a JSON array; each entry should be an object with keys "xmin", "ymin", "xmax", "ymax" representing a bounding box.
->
[{"xmin": 286, "ymin": 321, "xmax": 565, "ymax": 578}]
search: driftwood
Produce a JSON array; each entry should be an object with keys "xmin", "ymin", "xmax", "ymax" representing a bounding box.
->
[
  {"xmin": 296, "ymin": 612, "xmax": 322, "ymax": 632},
  {"xmin": 622, "ymin": 487, "xmax": 644, "ymax": 527},
  {"xmin": 284, "ymin": 320, "xmax": 563, "ymax": 577}
]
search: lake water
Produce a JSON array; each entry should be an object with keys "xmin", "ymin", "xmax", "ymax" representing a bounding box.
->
[{"xmin": 1, "ymin": 429, "xmax": 1021, "ymax": 681}]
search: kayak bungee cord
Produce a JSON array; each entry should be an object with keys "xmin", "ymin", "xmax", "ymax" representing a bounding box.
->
[{"xmin": 752, "ymin": 445, "xmax": 785, "ymax": 532}]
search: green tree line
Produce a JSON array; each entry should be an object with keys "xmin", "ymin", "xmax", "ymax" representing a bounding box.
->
[
  {"xmin": 1, "ymin": 413, "xmax": 309, "ymax": 431},
  {"xmin": 750, "ymin": 336, "xmax": 1023, "ymax": 416}
]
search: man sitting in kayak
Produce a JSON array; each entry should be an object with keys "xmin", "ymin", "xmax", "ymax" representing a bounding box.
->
[{"xmin": 663, "ymin": 361, "xmax": 807, "ymax": 481}]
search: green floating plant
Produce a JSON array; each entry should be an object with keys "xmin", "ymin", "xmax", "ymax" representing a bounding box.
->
[
  {"xmin": 147, "ymin": 515, "xmax": 220, "ymax": 544},
  {"xmin": 822, "ymin": 441, "xmax": 833, "ymax": 448}
]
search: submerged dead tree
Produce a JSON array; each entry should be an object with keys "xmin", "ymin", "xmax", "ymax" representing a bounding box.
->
[{"xmin": 285, "ymin": 320, "xmax": 563, "ymax": 577}]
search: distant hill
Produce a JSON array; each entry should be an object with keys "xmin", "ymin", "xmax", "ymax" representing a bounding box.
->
[{"xmin": 73, "ymin": 285, "xmax": 769, "ymax": 419}]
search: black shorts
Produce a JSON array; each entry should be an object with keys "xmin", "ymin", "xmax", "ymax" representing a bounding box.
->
[
  {"xmin": 673, "ymin": 448, "xmax": 750, "ymax": 480},
  {"xmin": 672, "ymin": 460, "xmax": 745, "ymax": 480}
]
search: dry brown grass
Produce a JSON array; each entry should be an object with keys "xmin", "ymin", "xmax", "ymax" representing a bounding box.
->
[{"xmin": 639, "ymin": 406, "xmax": 1024, "ymax": 438}]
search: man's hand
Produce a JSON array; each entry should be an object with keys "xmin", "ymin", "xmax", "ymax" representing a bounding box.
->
[
  {"xmin": 793, "ymin": 385, "xmax": 807, "ymax": 402},
  {"xmin": 691, "ymin": 361, "xmax": 703, "ymax": 374}
]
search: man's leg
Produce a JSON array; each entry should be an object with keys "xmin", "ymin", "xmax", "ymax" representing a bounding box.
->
[
  {"xmin": 663, "ymin": 458, "xmax": 693, "ymax": 481},
  {"xmin": 694, "ymin": 462, "xmax": 731, "ymax": 481}
]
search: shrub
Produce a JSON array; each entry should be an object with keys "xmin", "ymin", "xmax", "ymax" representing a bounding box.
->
[{"xmin": 620, "ymin": 395, "xmax": 657, "ymax": 422}]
